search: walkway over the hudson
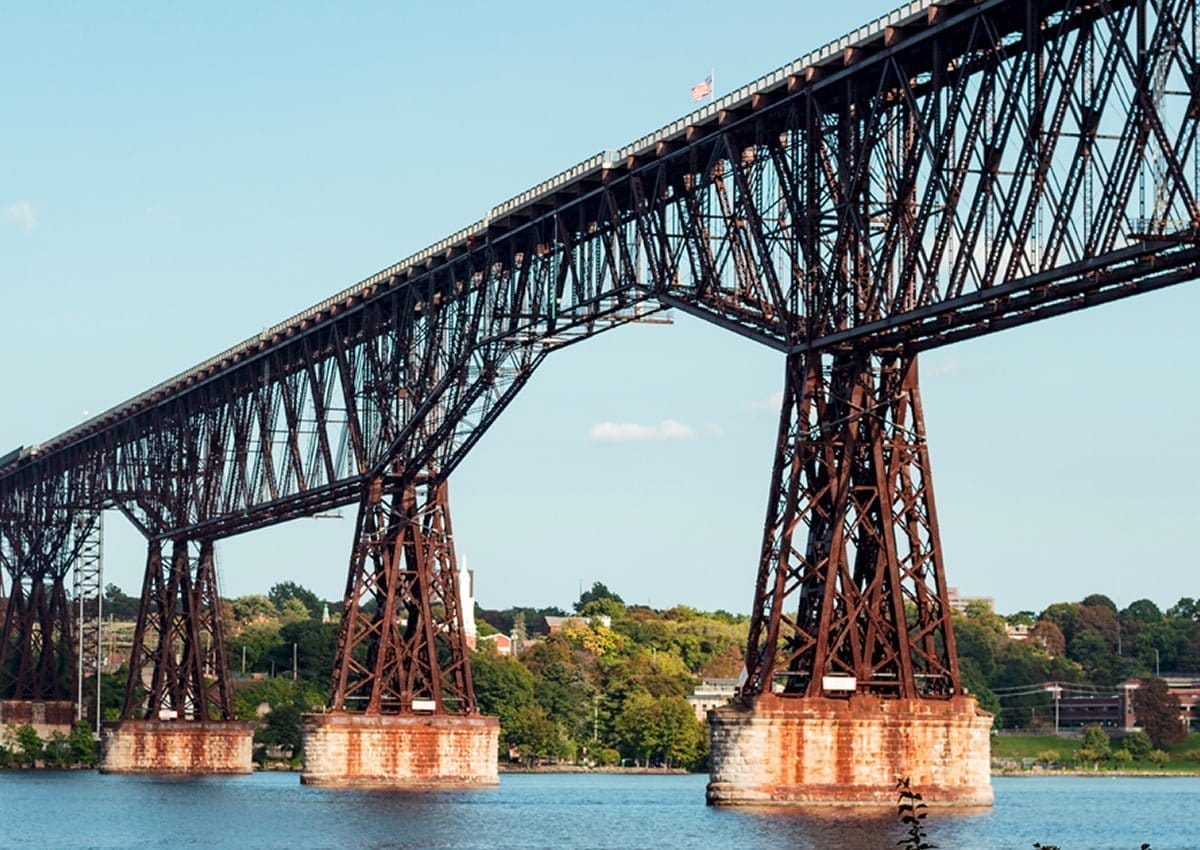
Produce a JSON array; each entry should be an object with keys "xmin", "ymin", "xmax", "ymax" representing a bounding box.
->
[
  {"xmin": 3, "ymin": 0, "xmax": 1196, "ymax": 541},
  {"xmin": 1, "ymin": 3, "xmax": 1198, "ymax": 792}
]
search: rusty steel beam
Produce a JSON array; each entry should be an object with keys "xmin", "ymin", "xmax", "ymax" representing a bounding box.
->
[
  {"xmin": 0, "ymin": 0, "xmax": 1198, "ymax": 714},
  {"xmin": 0, "ymin": 475, "xmax": 93, "ymax": 702},
  {"xmin": 742, "ymin": 354, "xmax": 959, "ymax": 699},
  {"xmin": 121, "ymin": 538, "xmax": 233, "ymax": 722},
  {"xmin": 328, "ymin": 477, "xmax": 475, "ymax": 715},
  {"xmin": 5, "ymin": 0, "xmax": 1198, "ymax": 544}
]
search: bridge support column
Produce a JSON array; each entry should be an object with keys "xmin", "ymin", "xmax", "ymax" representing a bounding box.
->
[
  {"xmin": 302, "ymin": 476, "xmax": 497, "ymax": 787},
  {"xmin": 707, "ymin": 694, "xmax": 992, "ymax": 806},
  {"xmin": 0, "ymin": 485, "xmax": 83, "ymax": 740},
  {"xmin": 715, "ymin": 352, "xmax": 991, "ymax": 806},
  {"xmin": 101, "ymin": 538, "xmax": 252, "ymax": 775}
]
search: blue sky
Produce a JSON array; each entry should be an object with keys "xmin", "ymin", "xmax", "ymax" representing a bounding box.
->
[{"xmin": 2, "ymin": 1, "xmax": 1196, "ymax": 617}]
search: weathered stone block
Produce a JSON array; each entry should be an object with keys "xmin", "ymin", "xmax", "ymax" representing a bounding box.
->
[
  {"xmin": 300, "ymin": 712, "xmax": 499, "ymax": 787},
  {"xmin": 707, "ymin": 694, "xmax": 992, "ymax": 807},
  {"xmin": 0, "ymin": 700, "xmax": 75, "ymax": 740},
  {"xmin": 99, "ymin": 720, "xmax": 254, "ymax": 774}
]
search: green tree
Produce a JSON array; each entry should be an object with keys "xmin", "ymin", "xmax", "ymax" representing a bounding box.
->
[
  {"xmin": 506, "ymin": 705, "xmax": 566, "ymax": 764},
  {"xmin": 266, "ymin": 620, "xmax": 337, "ymax": 682},
  {"xmin": 1040, "ymin": 603, "xmax": 1082, "ymax": 646},
  {"xmin": 1006, "ymin": 610, "xmax": 1037, "ymax": 627},
  {"xmin": 1029, "ymin": 620, "xmax": 1066, "ymax": 657},
  {"xmin": 958, "ymin": 657, "xmax": 1000, "ymax": 719},
  {"xmin": 471, "ymin": 648, "xmax": 536, "ymax": 746},
  {"xmin": 1132, "ymin": 677, "xmax": 1187, "ymax": 747},
  {"xmin": 1123, "ymin": 730, "xmax": 1153, "ymax": 761},
  {"xmin": 14, "ymin": 724, "xmax": 43, "ymax": 767},
  {"xmin": 615, "ymin": 692, "xmax": 706, "ymax": 769},
  {"xmin": 258, "ymin": 703, "xmax": 303, "ymax": 759},
  {"xmin": 230, "ymin": 594, "xmax": 278, "ymax": 622},
  {"xmin": 578, "ymin": 597, "xmax": 626, "ymax": 621},
  {"xmin": 1035, "ymin": 749, "xmax": 1060, "ymax": 765},
  {"xmin": 1076, "ymin": 725, "xmax": 1111, "ymax": 768},
  {"xmin": 44, "ymin": 731, "xmax": 73, "ymax": 767},
  {"xmin": 522, "ymin": 634, "xmax": 593, "ymax": 738},
  {"xmin": 576, "ymin": 581, "xmax": 624, "ymax": 613},
  {"xmin": 278, "ymin": 597, "xmax": 311, "ymax": 622},
  {"xmin": 654, "ymin": 696, "xmax": 706, "ymax": 769},
  {"xmin": 268, "ymin": 582, "xmax": 323, "ymax": 620},
  {"xmin": 229, "ymin": 621, "xmax": 283, "ymax": 675},
  {"xmin": 1081, "ymin": 593, "xmax": 1118, "ymax": 613},
  {"xmin": 103, "ymin": 583, "xmax": 141, "ymax": 620},
  {"xmin": 1166, "ymin": 597, "xmax": 1199, "ymax": 621},
  {"xmin": 69, "ymin": 721, "xmax": 98, "ymax": 766}
]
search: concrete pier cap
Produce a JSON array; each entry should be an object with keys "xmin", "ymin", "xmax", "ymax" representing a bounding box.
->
[
  {"xmin": 300, "ymin": 711, "xmax": 499, "ymax": 787},
  {"xmin": 706, "ymin": 694, "xmax": 993, "ymax": 807},
  {"xmin": 99, "ymin": 719, "xmax": 255, "ymax": 775}
]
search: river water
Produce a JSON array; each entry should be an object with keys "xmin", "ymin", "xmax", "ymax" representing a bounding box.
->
[{"xmin": 0, "ymin": 771, "xmax": 1195, "ymax": 849}]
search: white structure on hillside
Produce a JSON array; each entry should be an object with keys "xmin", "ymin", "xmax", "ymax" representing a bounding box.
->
[
  {"xmin": 687, "ymin": 679, "xmax": 738, "ymax": 721},
  {"xmin": 459, "ymin": 555, "xmax": 477, "ymax": 651}
]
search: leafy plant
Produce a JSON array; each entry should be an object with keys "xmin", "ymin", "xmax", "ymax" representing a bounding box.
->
[{"xmin": 896, "ymin": 777, "xmax": 936, "ymax": 850}]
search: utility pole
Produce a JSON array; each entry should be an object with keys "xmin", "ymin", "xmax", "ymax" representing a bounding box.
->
[{"xmin": 1045, "ymin": 683, "xmax": 1062, "ymax": 736}]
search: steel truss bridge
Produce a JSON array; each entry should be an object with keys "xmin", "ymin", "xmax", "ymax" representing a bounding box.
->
[{"xmin": 2, "ymin": 0, "xmax": 1198, "ymax": 724}]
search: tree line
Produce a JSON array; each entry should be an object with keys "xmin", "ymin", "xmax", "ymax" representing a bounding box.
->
[
  {"xmin": 205, "ymin": 580, "xmax": 742, "ymax": 769},
  {"xmin": 92, "ymin": 580, "xmax": 1200, "ymax": 764},
  {"xmin": 955, "ymin": 592, "xmax": 1200, "ymax": 743}
]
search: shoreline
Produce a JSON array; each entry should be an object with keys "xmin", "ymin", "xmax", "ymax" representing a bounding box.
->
[
  {"xmin": 499, "ymin": 764, "xmax": 691, "ymax": 775},
  {"xmin": 991, "ymin": 768, "xmax": 1200, "ymax": 777}
]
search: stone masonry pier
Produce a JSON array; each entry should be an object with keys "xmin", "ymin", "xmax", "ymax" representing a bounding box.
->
[
  {"xmin": 300, "ymin": 712, "xmax": 499, "ymax": 787},
  {"xmin": 707, "ymin": 694, "xmax": 992, "ymax": 807},
  {"xmin": 0, "ymin": 700, "xmax": 75, "ymax": 740},
  {"xmin": 99, "ymin": 720, "xmax": 254, "ymax": 774}
]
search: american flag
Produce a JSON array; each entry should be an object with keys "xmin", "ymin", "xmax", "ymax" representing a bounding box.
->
[{"xmin": 690, "ymin": 75, "xmax": 713, "ymax": 102}]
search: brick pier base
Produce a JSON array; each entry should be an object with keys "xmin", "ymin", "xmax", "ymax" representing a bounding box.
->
[
  {"xmin": 707, "ymin": 694, "xmax": 993, "ymax": 807},
  {"xmin": 0, "ymin": 700, "xmax": 75, "ymax": 740},
  {"xmin": 300, "ymin": 712, "xmax": 499, "ymax": 787},
  {"xmin": 99, "ymin": 720, "xmax": 254, "ymax": 774}
]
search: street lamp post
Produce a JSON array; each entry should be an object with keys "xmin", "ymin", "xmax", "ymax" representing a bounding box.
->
[{"xmin": 1045, "ymin": 683, "xmax": 1062, "ymax": 736}]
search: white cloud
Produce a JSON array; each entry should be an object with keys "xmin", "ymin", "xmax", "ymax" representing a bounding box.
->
[
  {"xmin": 746, "ymin": 390, "xmax": 784, "ymax": 412},
  {"xmin": 922, "ymin": 356, "xmax": 963, "ymax": 380},
  {"xmin": 4, "ymin": 201, "xmax": 36, "ymax": 232},
  {"xmin": 587, "ymin": 419, "xmax": 696, "ymax": 442}
]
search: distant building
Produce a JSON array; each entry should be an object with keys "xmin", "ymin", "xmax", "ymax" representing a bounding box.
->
[
  {"xmin": 544, "ymin": 614, "xmax": 612, "ymax": 633},
  {"xmin": 478, "ymin": 633, "xmax": 512, "ymax": 656},
  {"xmin": 1049, "ymin": 677, "xmax": 1198, "ymax": 731},
  {"xmin": 1005, "ymin": 623, "xmax": 1032, "ymax": 641},
  {"xmin": 947, "ymin": 587, "xmax": 994, "ymax": 614},
  {"xmin": 687, "ymin": 678, "xmax": 738, "ymax": 721}
]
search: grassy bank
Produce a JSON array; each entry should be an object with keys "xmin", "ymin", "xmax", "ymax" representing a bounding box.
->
[{"xmin": 991, "ymin": 731, "xmax": 1200, "ymax": 774}]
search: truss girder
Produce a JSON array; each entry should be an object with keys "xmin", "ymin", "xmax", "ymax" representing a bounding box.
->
[
  {"xmin": 328, "ymin": 477, "xmax": 474, "ymax": 715},
  {"xmin": 121, "ymin": 538, "xmax": 234, "ymax": 721},
  {"xmin": 0, "ymin": 0, "xmax": 1197, "ymax": 716},
  {"xmin": 742, "ymin": 353, "xmax": 959, "ymax": 699},
  {"xmin": 0, "ymin": 475, "xmax": 97, "ymax": 702},
  {"xmin": 2, "ymin": 1, "xmax": 1198, "ymax": 544},
  {"xmin": 0, "ymin": 1, "xmax": 1195, "ymax": 545}
]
